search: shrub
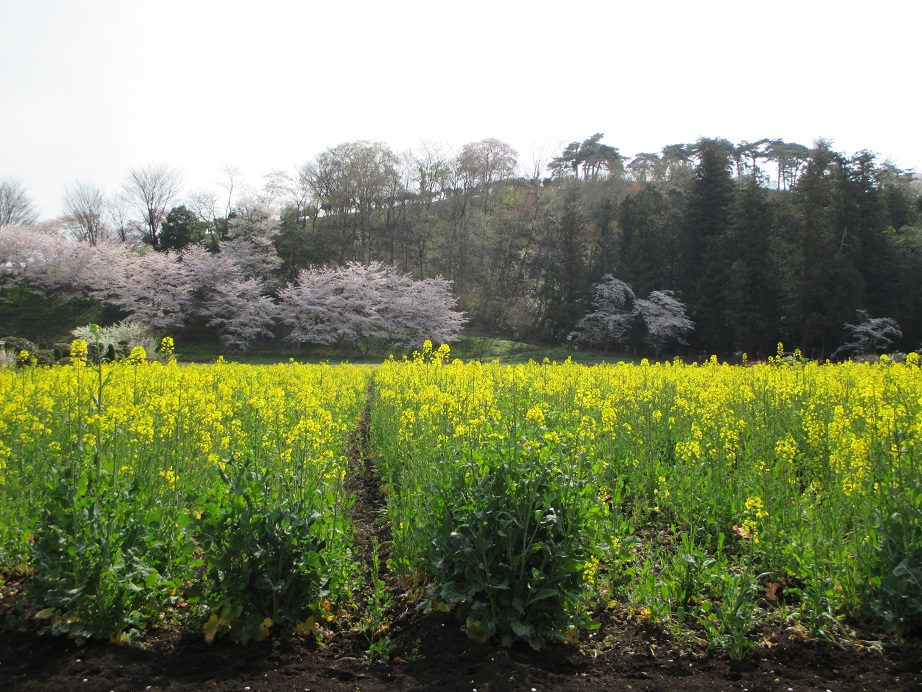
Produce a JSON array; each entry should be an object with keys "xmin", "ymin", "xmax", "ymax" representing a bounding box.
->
[
  {"xmin": 71, "ymin": 321, "xmax": 156, "ymax": 361},
  {"xmin": 867, "ymin": 491, "xmax": 922, "ymax": 634},
  {"xmin": 193, "ymin": 459, "xmax": 331, "ymax": 644},
  {"xmin": 429, "ymin": 442, "xmax": 598, "ymax": 649},
  {"xmin": 29, "ymin": 463, "xmax": 182, "ymax": 642},
  {"xmin": 2, "ymin": 336, "xmax": 35, "ymax": 356}
]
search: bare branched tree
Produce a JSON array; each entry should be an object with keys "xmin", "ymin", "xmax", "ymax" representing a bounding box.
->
[
  {"xmin": 107, "ymin": 192, "xmax": 143, "ymax": 246},
  {"xmin": 218, "ymin": 165, "xmax": 239, "ymax": 218},
  {"xmin": 526, "ymin": 139, "xmax": 562, "ymax": 181},
  {"xmin": 259, "ymin": 169, "xmax": 295, "ymax": 210},
  {"xmin": 0, "ymin": 178, "xmax": 39, "ymax": 228},
  {"xmin": 186, "ymin": 188, "xmax": 218, "ymax": 226},
  {"xmin": 121, "ymin": 164, "xmax": 183, "ymax": 248},
  {"xmin": 62, "ymin": 181, "xmax": 109, "ymax": 245}
]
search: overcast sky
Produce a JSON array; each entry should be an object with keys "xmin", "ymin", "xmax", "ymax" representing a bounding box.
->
[{"xmin": 2, "ymin": 0, "xmax": 920, "ymax": 220}]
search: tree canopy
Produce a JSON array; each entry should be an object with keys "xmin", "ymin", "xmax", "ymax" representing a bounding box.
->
[{"xmin": 3, "ymin": 134, "xmax": 920, "ymax": 358}]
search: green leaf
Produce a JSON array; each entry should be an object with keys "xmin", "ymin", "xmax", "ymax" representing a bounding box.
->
[{"xmin": 509, "ymin": 619, "xmax": 534, "ymax": 637}]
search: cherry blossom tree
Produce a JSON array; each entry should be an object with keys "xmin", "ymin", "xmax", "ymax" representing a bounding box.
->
[
  {"xmin": 378, "ymin": 274, "xmax": 468, "ymax": 347},
  {"xmin": 0, "ymin": 225, "xmax": 59, "ymax": 286},
  {"xmin": 0, "ymin": 226, "xmax": 137, "ymax": 334},
  {"xmin": 101, "ymin": 250, "xmax": 193, "ymax": 331},
  {"xmin": 198, "ymin": 277, "xmax": 277, "ymax": 349},
  {"xmin": 570, "ymin": 275, "xmax": 693, "ymax": 355},
  {"xmin": 30, "ymin": 237, "xmax": 100, "ymax": 294},
  {"xmin": 832, "ymin": 311, "xmax": 903, "ymax": 358},
  {"xmin": 220, "ymin": 202, "xmax": 282, "ymax": 284},
  {"xmin": 0, "ymin": 225, "xmax": 99, "ymax": 295},
  {"xmin": 569, "ymin": 276, "xmax": 638, "ymax": 348},
  {"xmin": 1, "ymin": 226, "xmax": 276, "ymax": 348},
  {"xmin": 277, "ymin": 262, "xmax": 466, "ymax": 350},
  {"xmin": 637, "ymin": 290, "xmax": 695, "ymax": 355},
  {"xmin": 177, "ymin": 244, "xmax": 236, "ymax": 290},
  {"xmin": 278, "ymin": 263, "xmax": 393, "ymax": 347},
  {"xmin": 75, "ymin": 240, "xmax": 132, "ymax": 297},
  {"xmin": 102, "ymin": 244, "xmax": 277, "ymax": 348},
  {"xmin": 180, "ymin": 245, "xmax": 277, "ymax": 349}
]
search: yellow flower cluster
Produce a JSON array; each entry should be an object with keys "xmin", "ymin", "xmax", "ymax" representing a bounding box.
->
[
  {"xmin": 372, "ymin": 355, "xmax": 922, "ymax": 581},
  {"xmin": 0, "ymin": 360, "xmax": 370, "ymax": 557}
]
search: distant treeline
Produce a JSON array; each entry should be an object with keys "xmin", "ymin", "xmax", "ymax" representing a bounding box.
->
[
  {"xmin": 2, "ymin": 135, "xmax": 920, "ymax": 358},
  {"xmin": 273, "ymin": 136, "xmax": 921, "ymax": 358}
]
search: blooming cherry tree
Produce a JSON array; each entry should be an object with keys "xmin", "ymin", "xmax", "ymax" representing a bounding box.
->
[
  {"xmin": 101, "ymin": 250, "xmax": 194, "ymax": 331},
  {"xmin": 219, "ymin": 203, "xmax": 282, "ymax": 284},
  {"xmin": 199, "ymin": 277, "xmax": 277, "ymax": 349},
  {"xmin": 637, "ymin": 290, "xmax": 695, "ymax": 355},
  {"xmin": 277, "ymin": 262, "xmax": 466, "ymax": 349},
  {"xmin": 570, "ymin": 275, "xmax": 693, "ymax": 355},
  {"xmin": 832, "ymin": 311, "xmax": 902, "ymax": 358},
  {"xmin": 569, "ymin": 276, "xmax": 638, "ymax": 348}
]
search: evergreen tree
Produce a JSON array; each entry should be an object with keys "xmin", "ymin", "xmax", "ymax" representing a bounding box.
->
[
  {"xmin": 787, "ymin": 141, "xmax": 864, "ymax": 357},
  {"xmin": 721, "ymin": 179, "xmax": 779, "ymax": 355},
  {"xmin": 618, "ymin": 186, "xmax": 669, "ymax": 295},
  {"xmin": 536, "ymin": 181, "xmax": 591, "ymax": 341},
  {"xmin": 158, "ymin": 205, "xmax": 202, "ymax": 252},
  {"xmin": 681, "ymin": 138, "xmax": 735, "ymax": 354}
]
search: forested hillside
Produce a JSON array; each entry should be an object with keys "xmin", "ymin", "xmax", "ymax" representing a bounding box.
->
[{"xmin": 2, "ymin": 135, "xmax": 920, "ymax": 358}]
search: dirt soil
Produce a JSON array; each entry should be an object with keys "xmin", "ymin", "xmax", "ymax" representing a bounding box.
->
[{"xmin": 1, "ymin": 411, "xmax": 920, "ymax": 691}]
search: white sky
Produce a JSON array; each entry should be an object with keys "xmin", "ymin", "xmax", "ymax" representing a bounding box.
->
[{"xmin": 2, "ymin": 0, "xmax": 920, "ymax": 220}]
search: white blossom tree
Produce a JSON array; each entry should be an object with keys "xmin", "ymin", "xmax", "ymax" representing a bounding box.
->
[
  {"xmin": 637, "ymin": 290, "xmax": 695, "ymax": 355},
  {"xmin": 378, "ymin": 274, "xmax": 469, "ymax": 347},
  {"xmin": 220, "ymin": 202, "xmax": 282, "ymax": 284},
  {"xmin": 277, "ymin": 262, "xmax": 466, "ymax": 350},
  {"xmin": 0, "ymin": 225, "xmax": 99, "ymax": 295},
  {"xmin": 0, "ymin": 225, "xmax": 59, "ymax": 287},
  {"xmin": 72, "ymin": 321, "xmax": 156, "ymax": 358},
  {"xmin": 278, "ymin": 263, "xmax": 393, "ymax": 347},
  {"xmin": 101, "ymin": 250, "xmax": 193, "ymax": 331},
  {"xmin": 31, "ymin": 236, "xmax": 100, "ymax": 295},
  {"xmin": 1, "ymin": 227, "xmax": 276, "ymax": 349},
  {"xmin": 570, "ymin": 275, "xmax": 693, "ymax": 355},
  {"xmin": 198, "ymin": 277, "xmax": 277, "ymax": 349},
  {"xmin": 0, "ymin": 227, "xmax": 138, "ymax": 329},
  {"xmin": 74, "ymin": 240, "xmax": 133, "ymax": 297},
  {"xmin": 179, "ymin": 244, "xmax": 241, "ymax": 294},
  {"xmin": 832, "ymin": 311, "xmax": 902, "ymax": 358},
  {"xmin": 569, "ymin": 276, "xmax": 638, "ymax": 348},
  {"xmin": 106, "ymin": 244, "xmax": 277, "ymax": 348},
  {"xmin": 180, "ymin": 245, "xmax": 276, "ymax": 349}
]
